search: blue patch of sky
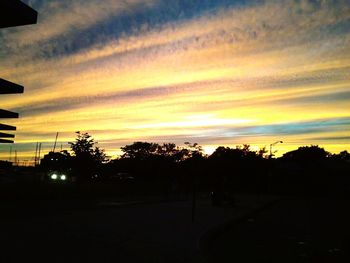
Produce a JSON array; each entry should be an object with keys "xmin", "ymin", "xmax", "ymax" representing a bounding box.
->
[{"xmin": 223, "ymin": 117, "xmax": 350, "ymax": 137}]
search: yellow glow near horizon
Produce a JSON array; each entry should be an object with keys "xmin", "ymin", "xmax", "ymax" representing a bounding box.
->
[{"xmin": 1, "ymin": 0, "xmax": 349, "ymax": 162}]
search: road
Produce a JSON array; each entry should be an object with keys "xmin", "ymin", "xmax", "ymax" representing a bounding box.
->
[
  {"xmin": 207, "ymin": 197, "xmax": 350, "ymax": 263},
  {"xmin": 0, "ymin": 200, "xmax": 197, "ymax": 262},
  {"xmin": 0, "ymin": 196, "xmax": 267, "ymax": 263}
]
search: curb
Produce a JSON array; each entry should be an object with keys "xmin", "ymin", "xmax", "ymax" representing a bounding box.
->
[{"xmin": 197, "ymin": 197, "xmax": 282, "ymax": 254}]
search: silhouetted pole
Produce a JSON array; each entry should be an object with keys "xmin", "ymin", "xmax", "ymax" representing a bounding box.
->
[
  {"xmin": 53, "ymin": 132, "xmax": 58, "ymax": 152},
  {"xmin": 269, "ymin": 140, "xmax": 283, "ymax": 158},
  {"xmin": 38, "ymin": 143, "xmax": 42, "ymax": 165},
  {"xmin": 9, "ymin": 146, "xmax": 12, "ymax": 162},
  {"xmin": 34, "ymin": 142, "xmax": 38, "ymax": 165}
]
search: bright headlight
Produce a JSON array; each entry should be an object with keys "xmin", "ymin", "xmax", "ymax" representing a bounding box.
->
[
  {"xmin": 60, "ymin": 175, "xmax": 66, "ymax": 181},
  {"xmin": 51, "ymin": 174, "xmax": 58, "ymax": 180}
]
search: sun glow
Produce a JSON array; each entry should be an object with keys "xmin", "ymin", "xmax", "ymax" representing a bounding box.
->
[{"xmin": 1, "ymin": 0, "xmax": 349, "ymax": 161}]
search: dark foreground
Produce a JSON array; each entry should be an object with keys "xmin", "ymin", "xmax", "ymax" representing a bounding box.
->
[
  {"xmin": 0, "ymin": 194, "xmax": 270, "ymax": 263},
  {"xmin": 1, "ymin": 195, "xmax": 349, "ymax": 262},
  {"xmin": 208, "ymin": 197, "xmax": 350, "ymax": 263}
]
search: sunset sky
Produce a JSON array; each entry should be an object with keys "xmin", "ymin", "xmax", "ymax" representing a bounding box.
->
[{"xmin": 1, "ymin": 0, "xmax": 349, "ymax": 162}]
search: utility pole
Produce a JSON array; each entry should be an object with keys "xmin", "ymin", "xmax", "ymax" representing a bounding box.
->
[
  {"xmin": 9, "ymin": 146, "xmax": 12, "ymax": 162},
  {"xmin": 37, "ymin": 143, "xmax": 42, "ymax": 165},
  {"xmin": 34, "ymin": 142, "xmax": 38, "ymax": 166},
  {"xmin": 53, "ymin": 132, "xmax": 58, "ymax": 152}
]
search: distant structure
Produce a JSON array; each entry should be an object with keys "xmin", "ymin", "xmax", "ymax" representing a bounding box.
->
[{"xmin": 0, "ymin": 0, "xmax": 38, "ymax": 144}]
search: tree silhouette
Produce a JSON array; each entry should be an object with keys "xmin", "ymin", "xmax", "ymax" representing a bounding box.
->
[
  {"xmin": 332, "ymin": 150, "xmax": 350, "ymax": 161},
  {"xmin": 282, "ymin": 145, "xmax": 330, "ymax": 163},
  {"xmin": 69, "ymin": 132, "xmax": 95, "ymax": 156},
  {"xmin": 69, "ymin": 131, "xmax": 107, "ymax": 181},
  {"xmin": 183, "ymin": 142, "xmax": 204, "ymax": 159},
  {"xmin": 121, "ymin": 142, "xmax": 159, "ymax": 160}
]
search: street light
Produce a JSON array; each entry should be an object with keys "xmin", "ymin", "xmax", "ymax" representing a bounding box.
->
[{"xmin": 269, "ymin": 140, "xmax": 283, "ymax": 158}]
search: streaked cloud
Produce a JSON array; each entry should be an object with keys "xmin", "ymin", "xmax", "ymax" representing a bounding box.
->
[
  {"xmin": 1, "ymin": 0, "xmax": 349, "ymax": 162},
  {"xmin": 5, "ymin": 0, "xmax": 159, "ymax": 46}
]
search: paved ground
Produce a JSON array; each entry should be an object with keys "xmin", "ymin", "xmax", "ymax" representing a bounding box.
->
[
  {"xmin": 0, "ymin": 194, "xmax": 275, "ymax": 262},
  {"xmin": 207, "ymin": 196, "xmax": 350, "ymax": 263}
]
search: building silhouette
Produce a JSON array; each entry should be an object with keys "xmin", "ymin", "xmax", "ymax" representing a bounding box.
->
[{"xmin": 0, "ymin": 0, "xmax": 38, "ymax": 144}]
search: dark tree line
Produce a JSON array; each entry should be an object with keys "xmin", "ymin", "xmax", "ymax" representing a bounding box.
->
[{"xmin": 40, "ymin": 132, "xmax": 350, "ymax": 199}]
